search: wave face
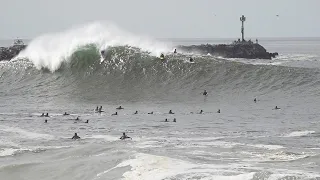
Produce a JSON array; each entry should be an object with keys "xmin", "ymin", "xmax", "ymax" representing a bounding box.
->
[{"xmin": 1, "ymin": 22, "xmax": 320, "ymax": 103}]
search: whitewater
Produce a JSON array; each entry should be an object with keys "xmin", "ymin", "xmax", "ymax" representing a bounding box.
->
[{"xmin": 1, "ymin": 22, "xmax": 320, "ymax": 180}]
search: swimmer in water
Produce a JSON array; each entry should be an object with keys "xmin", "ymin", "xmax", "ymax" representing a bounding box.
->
[
  {"xmin": 134, "ymin": 111, "xmax": 138, "ymax": 114},
  {"xmin": 44, "ymin": 120, "xmax": 48, "ymax": 123},
  {"xmin": 112, "ymin": 112, "xmax": 118, "ymax": 116},
  {"xmin": 75, "ymin": 116, "xmax": 80, "ymax": 121},
  {"xmin": 198, "ymin": 110, "xmax": 203, "ymax": 114},
  {"xmin": 72, "ymin": 133, "xmax": 80, "ymax": 140},
  {"xmin": 169, "ymin": 110, "xmax": 174, "ymax": 114},
  {"xmin": 148, "ymin": 111, "xmax": 153, "ymax": 114},
  {"xmin": 116, "ymin": 106, "xmax": 124, "ymax": 110},
  {"xmin": 217, "ymin": 109, "xmax": 221, "ymax": 113},
  {"xmin": 189, "ymin": 57, "xmax": 194, "ymax": 62},
  {"xmin": 203, "ymin": 90, "xmax": 208, "ymax": 96},
  {"xmin": 85, "ymin": 120, "xmax": 89, "ymax": 123},
  {"xmin": 63, "ymin": 112, "xmax": 70, "ymax": 116},
  {"xmin": 120, "ymin": 132, "xmax": 132, "ymax": 140},
  {"xmin": 165, "ymin": 118, "xmax": 168, "ymax": 122},
  {"xmin": 254, "ymin": 98, "xmax": 257, "ymax": 103},
  {"xmin": 173, "ymin": 118, "xmax": 176, "ymax": 122}
]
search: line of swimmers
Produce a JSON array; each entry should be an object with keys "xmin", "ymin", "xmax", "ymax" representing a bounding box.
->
[
  {"xmin": 71, "ymin": 132, "xmax": 132, "ymax": 140},
  {"xmin": 70, "ymin": 117, "xmax": 177, "ymax": 140},
  {"xmin": 42, "ymin": 97, "xmax": 280, "ymax": 120},
  {"xmin": 40, "ymin": 112, "xmax": 70, "ymax": 117}
]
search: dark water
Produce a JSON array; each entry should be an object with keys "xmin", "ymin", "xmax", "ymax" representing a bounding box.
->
[{"xmin": 0, "ymin": 35, "xmax": 320, "ymax": 180}]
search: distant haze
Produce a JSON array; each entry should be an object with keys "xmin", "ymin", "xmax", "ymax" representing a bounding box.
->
[{"xmin": 1, "ymin": 0, "xmax": 319, "ymax": 39}]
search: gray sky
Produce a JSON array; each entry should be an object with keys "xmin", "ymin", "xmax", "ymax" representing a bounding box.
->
[{"xmin": 1, "ymin": 0, "xmax": 319, "ymax": 39}]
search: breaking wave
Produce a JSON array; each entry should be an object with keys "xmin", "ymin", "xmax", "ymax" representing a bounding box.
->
[
  {"xmin": 15, "ymin": 22, "xmax": 171, "ymax": 72},
  {"xmin": 1, "ymin": 21, "xmax": 320, "ymax": 102}
]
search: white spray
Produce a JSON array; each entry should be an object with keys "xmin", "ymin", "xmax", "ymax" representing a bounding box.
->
[{"xmin": 15, "ymin": 21, "xmax": 171, "ymax": 72}]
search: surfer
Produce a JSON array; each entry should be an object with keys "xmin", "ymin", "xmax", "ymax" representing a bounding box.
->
[
  {"xmin": 99, "ymin": 106, "xmax": 103, "ymax": 112},
  {"xmin": 274, "ymin": 106, "xmax": 281, "ymax": 110},
  {"xmin": 173, "ymin": 118, "xmax": 176, "ymax": 122},
  {"xmin": 169, "ymin": 110, "xmax": 174, "ymax": 114},
  {"xmin": 116, "ymin": 106, "xmax": 124, "ymax": 110},
  {"xmin": 44, "ymin": 113, "xmax": 49, "ymax": 117},
  {"xmin": 165, "ymin": 118, "xmax": 168, "ymax": 122},
  {"xmin": 160, "ymin": 53, "xmax": 165, "ymax": 59},
  {"xmin": 72, "ymin": 133, "xmax": 80, "ymax": 140},
  {"xmin": 75, "ymin": 116, "xmax": 80, "ymax": 120},
  {"xmin": 40, "ymin": 113, "xmax": 45, "ymax": 117},
  {"xmin": 95, "ymin": 106, "xmax": 99, "ymax": 112},
  {"xmin": 148, "ymin": 111, "xmax": 153, "ymax": 114},
  {"xmin": 217, "ymin": 109, "xmax": 221, "ymax": 113},
  {"xmin": 189, "ymin": 57, "xmax": 194, "ymax": 62},
  {"xmin": 134, "ymin": 111, "xmax": 138, "ymax": 114},
  {"xmin": 198, "ymin": 110, "xmax": 203, "ymax": 114},
  {"xmin": 120, "ymin": 132, "xmax": 132, "ymax": 140},
  {"xmin": 85, "ymin": 120, "xmax": 89, "ymax": 123},
  {"xmin": 112, "ymin": 112, "xmax": 118, "ymax": 116},
  {"xmin": 63, "ymin": 112, "xmax": 70, "ymax": 116},
  {"xmin": 174, "ymin": 49, "xmax": 177, "ymax": 53},
  {"xmin": 203, "ymin": 90, "xmax": 208, "ymax": 96}
]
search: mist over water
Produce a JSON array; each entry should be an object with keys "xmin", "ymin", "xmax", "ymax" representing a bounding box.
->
[{"xmin": 1, "ymin": 22, "xmax": 320, "ymax": 180}]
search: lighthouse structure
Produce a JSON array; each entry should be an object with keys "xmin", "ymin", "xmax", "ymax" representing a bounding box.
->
[{"xmin": 240, "ymin": 15, "xmax": 246, "ymax": 42}]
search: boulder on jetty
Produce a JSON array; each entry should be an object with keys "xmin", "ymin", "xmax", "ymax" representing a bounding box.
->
[
  {"xmin": 176, "ymin": 40, "xmax": 278, "ymax": 60},
  {"xmin": 0, "ymin": 39, "xmax": 27, "ymax": 61}
]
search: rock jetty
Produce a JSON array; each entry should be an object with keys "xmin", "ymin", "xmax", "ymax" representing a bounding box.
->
[
  {"xmin": 176, "ymin": 40, "xmax": 278, "ymax": 60},
  {"xmin": 0, "ymin": 39, "xmax": 27, "ymax": 61}
]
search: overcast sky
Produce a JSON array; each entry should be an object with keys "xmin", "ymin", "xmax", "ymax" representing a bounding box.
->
[{"xmin": 1, "ymin": 0, "xmax": 319, "ymax": 39}]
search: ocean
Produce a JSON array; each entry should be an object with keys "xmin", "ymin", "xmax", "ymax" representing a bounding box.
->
[{"xmin": 0, "ymin": 22, "xmax": 320, "ymax": 180}]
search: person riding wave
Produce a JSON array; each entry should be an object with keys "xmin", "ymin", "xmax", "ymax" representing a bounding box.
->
[{"xmin": 160, "ymin": 53, "xmax": 165, "ymax": 59}]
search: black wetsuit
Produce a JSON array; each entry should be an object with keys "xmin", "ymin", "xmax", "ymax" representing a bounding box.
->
[{"xmin": 72, "ymin": 134, "xmax": 80, "ymax": 139}]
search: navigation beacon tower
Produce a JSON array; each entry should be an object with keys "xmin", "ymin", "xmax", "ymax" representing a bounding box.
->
[{"xmin": 240, "ymin": 15, "xmax": 246, "ymax": 42}]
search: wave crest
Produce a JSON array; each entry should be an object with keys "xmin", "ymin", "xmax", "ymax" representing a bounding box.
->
[{"xmin": 15, "ymin": 21, "xmax": 171, "ymax": 72}]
